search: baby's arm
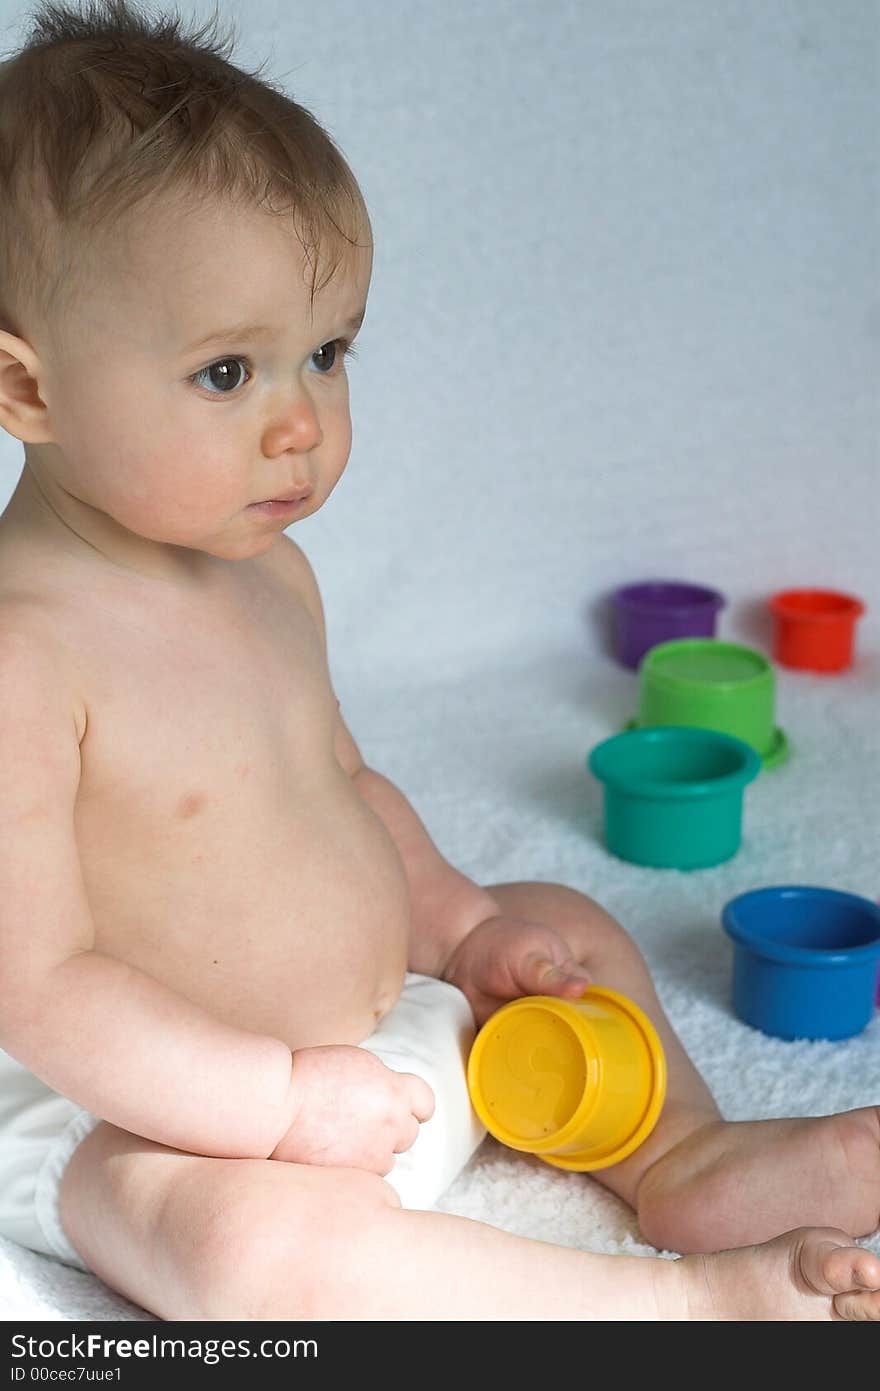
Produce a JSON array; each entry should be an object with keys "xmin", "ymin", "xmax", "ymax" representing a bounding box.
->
[
  {"xmin": 0, "ymin": 626, "xmax": 427, "ymax": 1169},
  {"xmin": 0, "ymin": 626, "xmax": 295, "ymax": 1156}
]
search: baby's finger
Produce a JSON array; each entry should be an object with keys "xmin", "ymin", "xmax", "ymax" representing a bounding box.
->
[
  {"xmin": 393, "ymin": 1113, "xmax": 422, "ymax": 1155},
  {"xmin": 555, "ymin": 963, "xmax": 593, "ymax": 996},
  {"xmin": 400, "ymin": 1071, "xmax": 435, "ymax": 1122},
  {"xmin": 530, "ymin": 957, "xmax": 592, "ymax": 996}
]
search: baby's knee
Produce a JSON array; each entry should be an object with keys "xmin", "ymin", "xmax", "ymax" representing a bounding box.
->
[
  {"xmin": 546, "ymin": 883, "xmax": 645, "ymax": 963},
  {"xmin": 191, "ymin": 1164, "xmax": 399, "ymax": 1320}
]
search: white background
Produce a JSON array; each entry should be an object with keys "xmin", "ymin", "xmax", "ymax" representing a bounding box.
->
[{"xmin": 1, "ymin": 0, "xmax": 877, "ymax": 684}]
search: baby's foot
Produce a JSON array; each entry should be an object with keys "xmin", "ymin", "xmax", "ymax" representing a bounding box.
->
[
  {"xmin": 671, "ymin": 1227, "xmax": 880, "ymax": 1321},
  {"xmin": 636, "ymin": 1105, "xmax": 880, "ymax": 1253}
]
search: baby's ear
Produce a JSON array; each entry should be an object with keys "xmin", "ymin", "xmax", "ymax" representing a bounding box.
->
[{"xmin": 0, "ymin": 331, "xmax": 54, "ymax": 443}]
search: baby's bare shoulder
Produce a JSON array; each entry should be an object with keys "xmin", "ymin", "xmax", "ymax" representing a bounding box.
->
[
  {"xmin": 0, "ymin": 530, "xmax": 71, "ymax": 621},
  {"xmin": 0, "ymin": 595, "xmax": 86, "ymax": 743},
  {"xmin": 266, "ymin": 534, "xmax": 328, "ymax": 646},
  {"xmin": 0, "ymin": 563, "xmax": 72, "ymax": 647},
  {"xmin": 0, "ymin": 548, "xmax": 91, "ymax": 742}
]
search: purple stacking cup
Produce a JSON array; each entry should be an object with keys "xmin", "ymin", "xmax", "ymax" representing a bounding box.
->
[{"xmin": 612, "ymin": 580, "xmax": 726, "ymax": 671}]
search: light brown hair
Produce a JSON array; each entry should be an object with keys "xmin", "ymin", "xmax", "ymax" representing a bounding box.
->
[{"xmin": 0, "ymin": 0, "xmax": 368, "ymax": 342}]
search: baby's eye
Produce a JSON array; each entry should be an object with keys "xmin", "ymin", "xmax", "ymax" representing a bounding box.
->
[
  {"xmin": 310, "ymin": 339, "xmax": 356, "ymax": 374},
  {"xmin": 189, "ymin": 357, "xmax": 251, "ymax": 395}
]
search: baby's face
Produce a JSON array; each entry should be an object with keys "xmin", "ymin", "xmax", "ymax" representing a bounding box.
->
[{"xmin": 31, "ymin": 194, "xmax": 372, "ymax": 562}]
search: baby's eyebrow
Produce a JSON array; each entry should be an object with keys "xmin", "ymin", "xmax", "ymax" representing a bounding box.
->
[
  {"xmin": 179, "ymin": 308, "xmax": 366, "ymax": 355},
  {"xmin": 182, "ymin": 322, "xmax": 273, "ymax": 353}
]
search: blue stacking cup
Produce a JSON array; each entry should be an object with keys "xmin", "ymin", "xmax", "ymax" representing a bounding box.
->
[{"xmin": 721, "ymin": 886, "xmax": 880, "ymax": 1041}]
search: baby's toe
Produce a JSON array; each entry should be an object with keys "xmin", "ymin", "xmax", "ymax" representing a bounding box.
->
[
  {"xmin": 818, "ymin": 1241, "xmax": 880, "ymax": 1300},
  {"xmin": 832, "ymin": 1287, "xmax": 880, "ymax": 1321}
]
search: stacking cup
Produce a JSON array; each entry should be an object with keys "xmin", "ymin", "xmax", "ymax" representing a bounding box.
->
[
  {"xmin": 611, "ymin": 580, "xmax": 726, "ymax": 670},
  {"xmin": 466, "ymin": 986, "xmax": 667, "ymax": 1171},
  {"xmin": 722, "ymin": 886, "xmax": 880, "ymax": 1041},
  {"xmin": 768, "ymin": 589, "xmax": 865, "ymax": 673},
  {"xmin": 588, "ymin": 726, "xmax": 761, "ymax": 869},
  {"xmin": 632, "ymin": 638, "xmax": 788, "ymax": 769}
]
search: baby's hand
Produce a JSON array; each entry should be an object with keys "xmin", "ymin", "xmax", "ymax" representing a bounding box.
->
[
  {"xmin": 443, "ymin": 915, "xmax": 592, "ymax": 1027},
  {"xmin": 270, "ymin": 1044, "xmax": 435, "ymax": 1174}
]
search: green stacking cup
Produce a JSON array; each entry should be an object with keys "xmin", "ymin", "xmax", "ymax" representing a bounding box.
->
[
  {"xmin": 632, "ymin": 639, "xmax": 789, "ymax": 769},
  {"xmin": 588, "ymin": 726, "xmax": 761, "ymax": 869}
]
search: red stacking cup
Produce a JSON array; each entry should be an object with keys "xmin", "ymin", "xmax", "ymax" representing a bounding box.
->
[{"xmin": 768, "ymin": 589, "xmax": 865, "ymax": 673}]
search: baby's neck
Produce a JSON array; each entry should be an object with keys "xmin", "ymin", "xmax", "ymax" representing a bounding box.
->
[{"xmin": 6, "ymin": 458, "xmax": 219, "ymax": 591}]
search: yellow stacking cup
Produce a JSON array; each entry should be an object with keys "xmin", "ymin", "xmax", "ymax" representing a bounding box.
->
[{"xmin": 466, "ymin": 986, "xmax": 666, "ymax": 1171}]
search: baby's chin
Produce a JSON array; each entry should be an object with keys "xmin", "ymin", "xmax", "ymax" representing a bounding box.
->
[{"xmin": 202, "ymin": 532, "xmax": 282, "ymax": 563}]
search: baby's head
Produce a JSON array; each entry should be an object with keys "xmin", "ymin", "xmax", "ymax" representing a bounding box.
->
[{"xmin": 0, "ymin": 0, "xmax": 372, "ymax": 567}]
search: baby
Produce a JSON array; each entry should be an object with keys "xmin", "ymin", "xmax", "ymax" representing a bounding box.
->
[{"xmin": 0, "ymin": 1, "xmax": 877, "ymax": 1323}]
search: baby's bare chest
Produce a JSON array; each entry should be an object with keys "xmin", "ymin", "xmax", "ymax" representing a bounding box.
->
[
  {"xmin": 1, "ymin": 545, "xmax": 409, "ymax": 1043},
  {"xmin": 76, "ymin": 574, "xmax": 335, "ymax": 841},
  {"xmin": 87, "ymin": 581, "xmax": 408, "ymax": 1036}
]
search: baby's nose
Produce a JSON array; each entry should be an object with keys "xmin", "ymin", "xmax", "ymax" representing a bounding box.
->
[{"xmin": 265, "ymin": 391, "xmax": 324, "ymax": 453}]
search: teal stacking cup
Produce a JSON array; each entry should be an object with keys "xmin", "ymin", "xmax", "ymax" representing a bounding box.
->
[{"xmin": 588, "ymin": 727, "xmax": 761, "ymax": 870}]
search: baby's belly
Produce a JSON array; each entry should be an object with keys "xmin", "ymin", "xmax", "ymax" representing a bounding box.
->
[{"xmin": 81, "ymin": 774, "xmax": 412, "ymax": 1050}]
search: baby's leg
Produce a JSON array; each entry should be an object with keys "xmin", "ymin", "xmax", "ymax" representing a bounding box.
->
[
  {"xmin": 486, "ymin": 882, "xmax": 880, "ymax": 1253},
  {"xmin": 59, "ymin": 1121, "xmax": 880, "ymax": 1320}
]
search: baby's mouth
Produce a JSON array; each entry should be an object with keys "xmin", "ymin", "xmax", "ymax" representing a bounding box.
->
[
  {"xmin": 267, "ymin": 488, "xmax": 312, "ymax": 504},
  {"xmin": 249, "ymin": 488, "xmax": 313, "ymax": 509}
]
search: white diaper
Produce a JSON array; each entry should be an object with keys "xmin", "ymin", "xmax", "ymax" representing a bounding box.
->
[
  {"xmin": 358, "ymin": 973, "xmax": 486, "ymax": 1209},
  {"xmin": 0, "ymin": 1053, "xmax": 102, "ymax": 1271},
  {"xmin": 0, "ymin": 972, "xmax": 486, "ymax": 1273}
]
